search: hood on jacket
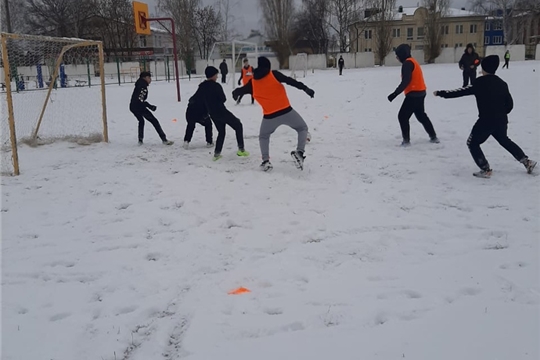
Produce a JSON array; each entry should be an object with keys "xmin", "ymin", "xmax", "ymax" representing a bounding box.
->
[
  {"xmin": 465, "ymin": 43, "xmax": 475, "ymax": 54},
  {"xmin": 395, "ymin": 44, "xmax": 411, "ymax": 63},
  {"xmin": 254, "ymin": 56, "xmax": 272, "ymax": 80},
  {"xmin": 134, "ymin": 77, "xmax": 148, "ymax": 88}
]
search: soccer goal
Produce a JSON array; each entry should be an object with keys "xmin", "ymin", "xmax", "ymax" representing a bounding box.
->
[
  {"xmin": 0, "ymin": 33, "xmax": 108, "ymax": 176},
  {"xmin": 207, "ymin": 40, "xmax": 258, "ymax": 87},
  {"xmin": 290, "ymin": 53, "xmax": 308, "ymax": 79}
]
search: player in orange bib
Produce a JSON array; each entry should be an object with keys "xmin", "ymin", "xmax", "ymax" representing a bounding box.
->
[
  {"xmin": 232, "ymin": 57, "xmax": 315, "ymax": 171},
  {"xmin": 236, "ymin": 58, "xmax": 254, "ymax": 104},
  {"xmin": 387, "ymin": 44, "xmax": 439, "ymax": 146}
]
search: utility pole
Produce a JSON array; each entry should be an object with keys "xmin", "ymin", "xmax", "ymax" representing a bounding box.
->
[{"xmin": 3, "ymin": 0, "xmax": 12, "ymax": 33}]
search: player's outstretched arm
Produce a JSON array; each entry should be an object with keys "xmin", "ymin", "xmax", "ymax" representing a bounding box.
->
[
  {"xmin": 272, "ymin": 70, "xmax": 314, "ymax": 98},
  {"xmin": 232, "ymin": 80, "xmax": 253, "ymax": 101},
  {"xmin": 434, "ymin": 85, "xmax": 475, "ymax": 99}
]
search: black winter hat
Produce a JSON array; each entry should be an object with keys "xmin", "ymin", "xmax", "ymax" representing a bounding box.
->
[
  {"xmin": 257, "ymin": 56, "xmax": 271, "ymax": 69},
  {"xmin": 481, "ymin": 55, "xmax": 499, "ymax": 74},
  {"xmin": 140, "ymin": 71, "xmax": 151, "ymax": 78},
  {"xmin": 395, "ymin": 44, "xmax": 411, "ymax": 63},
  {"xmin": 205, "ymin": 66, "xmax": 219, "ymax": 78}
]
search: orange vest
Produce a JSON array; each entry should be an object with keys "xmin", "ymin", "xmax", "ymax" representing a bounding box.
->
[
  {"xmin": 241, "ymin": 65, "xmax": 254, "ymax": 85},
  {"xmin": 252, "ymin": 71, "xmax": 291, "ymax": 116},
  {"xmin": 404, "ymin": 58, "xmax": 426, "ymax": 94}
]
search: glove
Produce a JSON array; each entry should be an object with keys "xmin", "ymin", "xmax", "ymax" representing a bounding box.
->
[
  {"xmin": 237, "ymin": 79, "xmax": 241, "ymax": 86},
  {"xmin": 387, "ymin": 93, "xmax": 397, "ymax": 102},
  {"xmin": 148, "ymin": 104, "xmax": 157, "ymax": 111},
  {"xmin": 304, "ymin": 87, "xmax": 315, "ymax": 98}
]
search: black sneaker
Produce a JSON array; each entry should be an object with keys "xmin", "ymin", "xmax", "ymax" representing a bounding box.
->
[
  {"xmin": 138, "ymin": 140, "xmax": 143, "ymax": 146},
  {"xmin": 291, "ymin": 150, "xmax": 305, "ymax": 170},
  {"xmin": 401, "ymin": 140, "xmax": 411, "ymax": 147},
  {"xmin": 260, "ymin": 160, "xmax": 273, "ymax": 172},
  {"xmin": 430, "ymin": 137, "xmax": 440, "ymax": 144}
]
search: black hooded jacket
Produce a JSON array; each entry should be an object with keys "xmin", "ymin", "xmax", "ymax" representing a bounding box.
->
[
  {"xmin": 129, "ymin": 78, "xmax": 153, "ymax": 113},
  {"xmin": 190, "ymin": 80, "xmax": 232, "ymax": 119},
  {"xmin": 392, "ymin": 44, "xmax": 425, "ymax": 97},
  {"xmin": 435, "ymin": 75, "xmax": 513, "ymax": 123},
  {"xmin": 459, "ymin": 44, "xmax": 480, "ymax": 72},
  {"xmin": 232, "ymin": 67, "xmax": 308, "ymax": 118}
]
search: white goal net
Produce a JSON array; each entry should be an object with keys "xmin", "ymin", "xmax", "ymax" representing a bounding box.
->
[
  {"xmin": 0, "ymin": 33, "xmax": 108, "ymax": 175},
  {"xmin": 290, "ymin": 53, "xmax": 308, "ymax": 79}
]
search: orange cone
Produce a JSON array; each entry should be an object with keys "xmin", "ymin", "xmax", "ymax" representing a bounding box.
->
[
  {"xmin": 228, "ymin": 287, "xmax": 251, "ymax": 295},
  {"xmin": 172, "ymin": 118, "xmax": 177, "ymax": 122}
]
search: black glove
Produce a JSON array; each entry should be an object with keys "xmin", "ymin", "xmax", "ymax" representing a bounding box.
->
[
  {"xmin": 387, "ymin": 93, "xmax": 397, "ymax": 102},
  {"xmin": 148, "ymin": 104, "xmax": 157, "ymax": 111},
  {"xmin": 304, "ymin": 87, "xmax": 315, "ymax": 98},
  {"xmin": 237, "ymin": 79, "xmax": 241, "ymax": 86}
]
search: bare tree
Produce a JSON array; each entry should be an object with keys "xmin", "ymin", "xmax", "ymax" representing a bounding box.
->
[
  {"xmin": 367, "ymin": 0, "xmax": 396, "ymax": 65},
  {"xmin": 327, "ymin": 0, "xmax": 363, "ymax": 52},
  {"xmin": 292, "ymin": 0, "xmax": 330, "ymax": 54},
  {"xmin": 1, "ymin": 0, "xmax": 30, "ymax": 33},
  {"xmin": 93, "ymin": 0, "xmax": 136, "ymax": 59},
  {"xmin": 422, "ymin": 0, "xmax": 450, "ymax": 63},
  {"xmin": 158, "ymin": 0, "xmax": 200, "ymax": 71},
  {"xmin": 216, "ymin": 0, "xmax": 240, "ymax": 41},
  {"xmin": 193, "ymin": 5, "xmax": 222, "ymax": 59},
  {"xmin": 260, "ymin": 0, "xmax": 295, "ymax": 67},
  {"xmin": 25, "ymin": 0, "xmax": 97, "ymax": 37},
  {"xmin": 470, "ymin": 0, "xmax": 525, "ymax": 44}
]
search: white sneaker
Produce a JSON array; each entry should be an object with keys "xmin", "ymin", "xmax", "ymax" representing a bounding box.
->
[{"xmin": 183, "ymin": 141, "xmax": 189, "ymax": 149}]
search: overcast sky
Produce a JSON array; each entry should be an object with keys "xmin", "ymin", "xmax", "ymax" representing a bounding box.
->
[{"xmin": 145, "ymin": 0, "xmax": 470, "ymax": 39}]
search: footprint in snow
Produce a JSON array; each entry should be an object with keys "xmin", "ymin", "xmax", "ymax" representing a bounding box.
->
[{"xmin": 50, "ymin": 312, "xmax": 71, "ymax": 321}]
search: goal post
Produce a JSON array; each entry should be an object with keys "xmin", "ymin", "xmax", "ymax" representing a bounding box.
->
[{"xmin": 0, "ymin": 33, "xmax": 108, "ymax": 176}]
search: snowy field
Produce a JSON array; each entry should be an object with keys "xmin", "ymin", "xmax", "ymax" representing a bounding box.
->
[{"xmin": 2, "ymin": 61, "xmax": 540, "ymax": 360}]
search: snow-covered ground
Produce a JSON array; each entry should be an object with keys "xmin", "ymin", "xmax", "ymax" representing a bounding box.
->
[{"xmin": 2, "ymin": 61, "xmax": 540, "ymax": 360}]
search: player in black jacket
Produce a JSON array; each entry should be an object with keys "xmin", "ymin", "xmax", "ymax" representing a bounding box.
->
[
  {"xmin": 434, "ymin": 55, "xmax": 536, "ymax": 178},
  {"xmin": 219, "ymin": 59, "xmax": 228, "ymax": 83},
  {"xmin": 338, "ymin": 55, "xmax": 345, "ymax": 75},
  {"xmin": 191, "ymin": 66, "xmax": 249, "ymax": 161},
  {"xmin": 458, "ymin": 44, "xmax": 480, "ymax": 87},
  {"xmin": 129, "ymin": 71, "xmax": 173, "ymax": 145},
  {"xmin": 183, "ymin": 92, "xmax": 213, "ymax": 149}
]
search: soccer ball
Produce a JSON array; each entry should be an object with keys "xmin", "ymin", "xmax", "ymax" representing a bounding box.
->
[{"xmin": 306, "ymin": 131, "xmax": 311, "ymax": 143}]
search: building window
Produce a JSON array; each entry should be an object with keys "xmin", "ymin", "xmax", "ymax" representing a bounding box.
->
[
  {"xmin": 365, "ymin": 30, "xmax": 372, "ymax": 39},
  {"xmin": 485, "ymin": 36, "xmax": 490, "ymax": 44},
  {"xmin": 417, "ymin": 27, "xmax": 425, "ymax": 40},
  {"xmin": 441, "ymin": 25, "xmax": 449, "ymax": 35},
  {"xmin": 407, "ymin": 27, "xmax": 413, "ymax": 40},
  {"xmin": 364, "ymin": 48, "xmax": 372, "ymax": 52},
  {"xmin": 493, "ymin": 36, "xmax": 503, "ymax": 44},
  {"xmin": 494, "ymin": 22, "xmax": 503, "ymax": 30},
  {"xmin": 470, "ymin": 24, "xmax": 477, "ymax": 33},
  {"xmin": 139, "ymin": 36, "xmax": 147, "ymax": 48},
  {"xmin": 455, "ymin": 25, "xmax": 463, "ymax": 34},
  {"xmin": 485, "ymin": 22, "xmax": 490, "ymax": 31},
  {"xmin": 393, "ymin": 28, "xmax": 401, "ymax": 37},
  {"xmin": 455, "ymin": 43, "xmax": 463, "ymax": 48}
]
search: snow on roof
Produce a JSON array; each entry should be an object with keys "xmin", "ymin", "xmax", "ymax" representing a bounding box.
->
[{"xmin": 367, "ymin": 6, "xmax": 481, "ymax": 21}]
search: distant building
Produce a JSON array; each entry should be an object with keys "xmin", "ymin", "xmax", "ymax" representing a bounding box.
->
[
  {"xmin": 350, "ymin": 6, "xmax": 486, "ymax": 62},
  {"xmin": 484, "ymin": 17, "xmax": 505, "ymax": 46}
]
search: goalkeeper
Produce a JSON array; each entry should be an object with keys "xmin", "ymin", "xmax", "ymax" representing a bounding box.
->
[{"xmin": 129, "ymin": 71, "xmax": 173, "ymax": 145}]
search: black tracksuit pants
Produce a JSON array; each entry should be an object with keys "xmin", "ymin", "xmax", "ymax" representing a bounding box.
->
[
  {"xmin": 131, "ymin": 109, "xmax": 167, "ymax": 141},
  {"xmin": 503, "ymin": 59, "xmax": 509, "ymax": 69},
  {"xmin": 212, "ymin": 112, "xmax": 244, "ymax": 154},
  {"xmin": 398, "ymin": 95, "xmax": 437, "ymax": 141},
  {"xmin": 462, "ymin": 70, "xmax": 477, "ymax": 87},
  {"xmin": 339, "ymin": 66, "xmax": 343, "ymax": 75},
  {"xmin": 467, "ymin": 121, "xmax": 526, "ymax": 170},
  {"xmin": 221, "ymin": 74, "xmax": 227, "ymax": 83},
  {"xmin": 184, "ymin": 116, "xmax": 213, "ymax": 144}
]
